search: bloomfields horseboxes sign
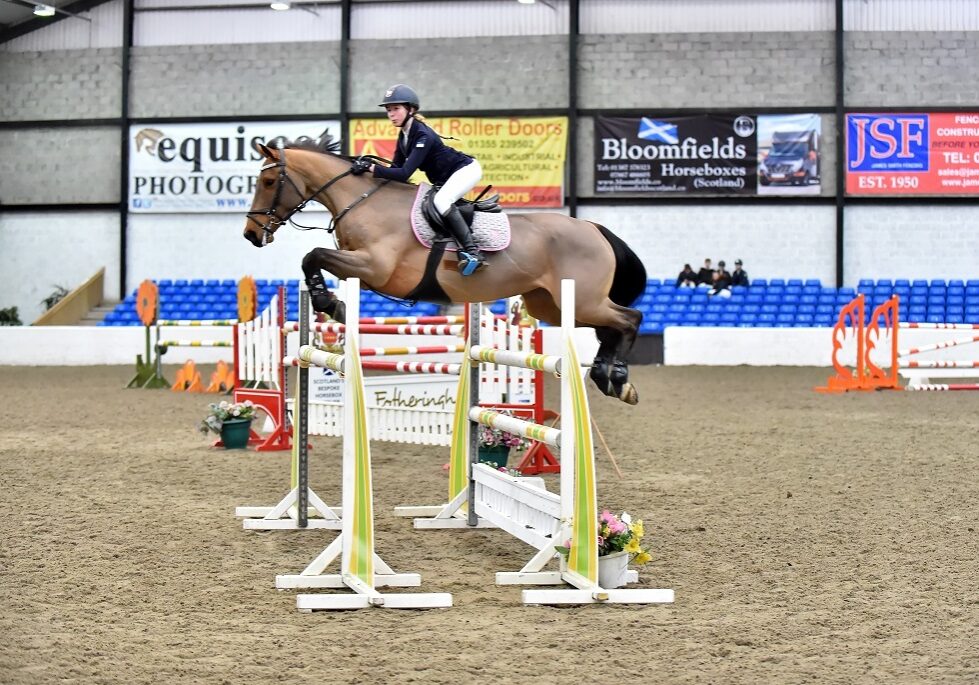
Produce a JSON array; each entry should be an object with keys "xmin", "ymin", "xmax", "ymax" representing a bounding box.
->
[
  {"xmin": 595, "ymin": 115, "xmax": 758, "ymax": 194},
  {"xmin": 128, "ymin": 121, "xmax": 341, "ymax": 212},
  {"xmin": 349, "ymin": 116, "xmax": 568, "ymax": 208}
]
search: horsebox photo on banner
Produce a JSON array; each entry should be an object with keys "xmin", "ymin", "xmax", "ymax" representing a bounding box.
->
[
  {"xmin": 349, "ymin": 116, "xmax": 568, "ymax": 208},
  {"xmin": 846, "ymin": 113, "xmax": 979, "ymax": 195},
  {"xmin": 129, "ymin": 121, "xmax": 341, "ymax": 212}
]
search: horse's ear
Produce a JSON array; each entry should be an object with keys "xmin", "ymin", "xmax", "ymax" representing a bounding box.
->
[{"xmin": 255, "ymin": 142, "xmax": 279, "ymax": 161}]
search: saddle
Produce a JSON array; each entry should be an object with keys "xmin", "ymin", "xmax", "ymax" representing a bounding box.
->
[
  {"xmin": 420, "ymin": 184, "xmax": 502, "ymax": 231},
  {"xmin": 410, "ymin": 184, "xmax": 511, "ymax": 253},
  {"xmin": 405, "ymin": 184, "xmax": 511, "ymax": 304}
]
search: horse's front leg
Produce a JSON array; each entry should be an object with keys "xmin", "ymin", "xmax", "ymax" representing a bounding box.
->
[{"xmin": 301, "ymin": 247, "xmax": 373, "ymax": 323}]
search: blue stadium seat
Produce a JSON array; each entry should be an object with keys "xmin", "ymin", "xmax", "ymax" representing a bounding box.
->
[
  {"xmin": 948, "ymin": 279, "xmax": 965, "ymax": 288},
  {"xmin": 787, "ymin": 279, "xmax": 803, "ymax": 287},
  {"xmin": 930, "ymin": 279, "xmax": 947, "ymax": 289},
  {"xmin": 720, "ymin": 312, "xmax": 738, "ymax": 324},
  {"xmin": 926, "ymin": 313, "xmax": 945, "ymax": 323},
  {"xmin": 805, "ymin": 279, "xmax": 821, "ymax": 287},
  {"xmin": 802, "ymin": 285, "xmax": 820, "ymax": 296},
  {"xmin": 701, "ymin": 312, "xmax": 721, "ymax": 325},
  {"xmin": 769, "ymin": 278, "xmax": 786, "ymax": 287},
  {"xmin": 746, "ymin": 293, "xmax": 763, "ymax": 305},
  {"xmin": 816, "ymin": 304, "xmax": 834, "ymax": 315},
  {"xmin": 814, "ymin": 314, "xmax": 834, "ymax": 326},
  {"xmin": 648, "ymin": 278, "xmax": 662, "ymax": 287},
  {"xmin": 894, "ymin": 279, "xmax": 910, "ymax": 288},
  {"xmin": 757, "ymin": 313, "xmax": 776, "ymax": 326},
  {"xmin": 838, "ymin": 287, "xmax": 855, "ymax": 298}
]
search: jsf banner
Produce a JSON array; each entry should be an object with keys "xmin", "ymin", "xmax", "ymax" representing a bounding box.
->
[
  {"xmin": 846, "ymin": 113, "xmax": 979, "ymax": 195},
  {"xmin": 129, "ymin": 121, "xmax": 340, "ymax": 212},
  {"xmin": 349, "ymin": 117, "xmax": 567, "ymax": 207},
  {"xmin": 595, "ymin": 115, "xmax": 757, "ymax": 195}
]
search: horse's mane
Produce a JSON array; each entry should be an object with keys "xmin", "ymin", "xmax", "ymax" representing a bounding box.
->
[{"xmin": 269, "ymin": 130, "xmax": 346, "ymax": 157}]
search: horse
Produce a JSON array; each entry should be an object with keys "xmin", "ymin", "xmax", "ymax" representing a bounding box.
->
[{"xmin": 243, "ymin": 138, "xmax": 647, "ymax": 405}]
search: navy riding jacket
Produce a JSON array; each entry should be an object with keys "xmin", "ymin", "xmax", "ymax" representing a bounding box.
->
[{"xmin": 372, "ymin": 118, "xmax": 473, "ymax": 187}]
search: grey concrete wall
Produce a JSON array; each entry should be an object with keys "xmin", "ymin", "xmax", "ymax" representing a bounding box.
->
[
  {"xmin": 0, "ymin": 128, "xmax": 120, "ymax": 204},
  {"xmin": 0, "ymin": 49, "xmax": 122, "ymax": 121},
  {"xmin": 845, "ymin": 31, "xmax": 979, "ymax": 106},
  {"xmin": 349, "ymin": 35, "xmax": 568, "ymax": 112},
  {"xmin": 129, "ymin": 42, "xmax": 342, "ymax": 118},
  {"xmin": 578, "ymin": 32, "xmax": 835, "ymax": 109}
]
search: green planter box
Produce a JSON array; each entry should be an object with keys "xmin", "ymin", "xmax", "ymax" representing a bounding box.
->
[
  {"xmin": 478, "ymin": 445, "xmax": 510, "ymax": 469},
  {"xmin": 221, "ymin": 419, "xmax": 253, "ymax": 449}
]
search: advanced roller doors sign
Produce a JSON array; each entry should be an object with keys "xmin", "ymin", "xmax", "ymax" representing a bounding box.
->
[
  {"xmin": 349, "ymin": 117, "xmax": 567, "ymax": 207},
  {"xmin": 846, "ymin": 113, "xmax": 979, "ymax": 195},
  {"xmin": 129, "ymin": 121, "xmax": 340, "ymax": 212},
  {"xmin": 594, "ymin": 115, "xmax": 757, "ymax": 194}
]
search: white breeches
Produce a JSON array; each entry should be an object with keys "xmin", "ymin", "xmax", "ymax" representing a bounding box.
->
[{"xmin": 434, "ymin": 160, "xmax": 482, "ymax": 215}]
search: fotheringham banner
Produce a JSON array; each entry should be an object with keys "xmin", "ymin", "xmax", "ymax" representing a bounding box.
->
[
  {"xmin": 595, "ymin": 115, "xmax": 758, "ymax": 195},
  {"xmin": 349, "ymin": 116, "xmax": 567, "ymax": 208},
  {"xmin": 129, "ymin": 121, "xmax": 340, "ymax": 212}
]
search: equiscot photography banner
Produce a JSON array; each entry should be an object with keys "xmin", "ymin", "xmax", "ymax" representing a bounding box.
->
[
  {"xmin": 349, "ymin": 116, "xmax": 567, "ymax": 207},
  {"xmin": 129, "ymin": 121, "xmax": 340, "ymax": 212},
  {"xmin": 846, "ymin": 113, "xmax": 979, "ymax": 195}
]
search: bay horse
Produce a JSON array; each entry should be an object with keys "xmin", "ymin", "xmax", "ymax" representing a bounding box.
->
[{"xmin": 243, "ymin": 138, "xmax": 647, "ymax": 405}]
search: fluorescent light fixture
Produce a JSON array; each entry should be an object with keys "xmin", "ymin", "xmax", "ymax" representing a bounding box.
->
[
  {"xmin": 517, "ymin": 0, "xmax": 536, "ymax": 4},
  {"xmin": 34, "ymin": 4, "xmax": 56, "ymax": 16},
  {"xmin": 270, "ymin": 1, "xmax": 290, "ymax": 9}
]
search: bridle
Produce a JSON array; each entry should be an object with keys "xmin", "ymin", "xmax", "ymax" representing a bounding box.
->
[{"xmin": 246, "ymin": 145, "xmax": 389, "ymax": 246}]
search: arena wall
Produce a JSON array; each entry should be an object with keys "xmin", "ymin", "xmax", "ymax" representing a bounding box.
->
[{"xmin": 2, "ymin": 1, "xmax": 979, "ymax": 346}]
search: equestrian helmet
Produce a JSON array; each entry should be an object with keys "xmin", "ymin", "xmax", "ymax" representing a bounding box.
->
[{"xmin": 379, "ymin": 84, "xmax": 420, "ymax": 110}]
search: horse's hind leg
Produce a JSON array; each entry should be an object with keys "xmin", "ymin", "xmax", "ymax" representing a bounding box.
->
[{"xmin": 580, "ymin": 301, "xmax": 642, "ymax": 405}]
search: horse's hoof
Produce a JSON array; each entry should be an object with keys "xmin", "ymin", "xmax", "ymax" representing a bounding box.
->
[
  {"xmin": 618, "ymin": 383, "xmax": 639, "ymax": 405},
  {"xmin": 331, "ymin": 300, "xmax": 346, "ymax": 324}
]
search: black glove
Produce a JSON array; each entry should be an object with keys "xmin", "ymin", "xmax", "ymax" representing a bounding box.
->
[{"xmin": 350, "ymin": 158, "xmax": 371, "ymax": 175}]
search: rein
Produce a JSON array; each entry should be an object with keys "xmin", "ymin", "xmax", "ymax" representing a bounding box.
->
[{"xmin": 246, "ymin": 148, "xmax": 390, "ymax": 244}]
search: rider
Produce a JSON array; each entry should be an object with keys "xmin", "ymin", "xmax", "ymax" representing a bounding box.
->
[{"xmin": 353, "ymin": 84, "xmax": 486, "ymax": 276}]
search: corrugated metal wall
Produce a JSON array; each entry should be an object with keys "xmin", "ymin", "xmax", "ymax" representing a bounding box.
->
[
  {"xmin": 351, "ymin": 0, "xmax": 568, "ymax": 39},
  {"xmin": 1, "ymin": 0, "xmax": 123, "ymax": 52},
  {"xmin": 845, "ymin": 0, "xmax": 979, "ymax": 31},
  {"xmin": 133, "ymin": 5, "xmax": 341, "ymax": 46},
  {"xmin": 580, "ymin": 0, "xmax": 834, "ymax": 34}
]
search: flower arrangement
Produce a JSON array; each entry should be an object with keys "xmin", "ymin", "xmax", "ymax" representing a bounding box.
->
[
  {"xmin": 199, "ymin": 400, "xmax": 257, "ymax": 435},
  {"xmin": 478, "ymin": 409, "xmax": 529, "ymax": 452},
  {"xmin": 555, "ymin": 510, "xmax": 652, "ymax": 565}
]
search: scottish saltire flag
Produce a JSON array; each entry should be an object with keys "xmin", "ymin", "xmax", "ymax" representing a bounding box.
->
[{"xmin": 638, "ymin": 118, "xmax": 678, "ymax": 144}]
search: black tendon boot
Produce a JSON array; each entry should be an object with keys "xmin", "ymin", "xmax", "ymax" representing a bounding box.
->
[
  {"xmin": 441, "ymin": 205, "xmax": 486, "ymax": 276},
  {"xmin": 305, "ymin": 273, "xmax": 344, "ymax": 322}
]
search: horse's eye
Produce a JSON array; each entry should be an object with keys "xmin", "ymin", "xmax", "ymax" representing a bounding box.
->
[{"xmin": 263, "ymin": 178, "xmax": 275, "ymax": 188}]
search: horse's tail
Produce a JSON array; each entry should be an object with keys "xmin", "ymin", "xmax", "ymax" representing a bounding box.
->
[{"xmin": 589, "ymin": 222, "xmax": 647, "ymax": 308}]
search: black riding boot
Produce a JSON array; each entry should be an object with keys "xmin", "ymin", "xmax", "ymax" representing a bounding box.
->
[{"xmin": 441, "ymin": 205, "xmax": 485, "ymax": 276}]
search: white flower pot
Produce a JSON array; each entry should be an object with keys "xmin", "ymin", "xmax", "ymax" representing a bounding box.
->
[{"xmin": 597, "ymin": 550, "xmax": 630, "ymax": 589}]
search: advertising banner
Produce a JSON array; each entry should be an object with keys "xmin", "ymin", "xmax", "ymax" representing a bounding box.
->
[
  {"xmin": 846, "ymin": 113, "xmax": 979, "ymax": 195},
  {"xmin": 595, "ymin": 115, "xmax": 757, "ymax": 194},
  {"xmin": 595, "ymin": 114, "xmax": 822, "ymax": 196},
  {"xmin": 349, "ymin": 116, "xmax": 567, "ymax": 207},
  {"xmin": 129, "ymin": 121, "xmax": 340, "ymax": 212}
]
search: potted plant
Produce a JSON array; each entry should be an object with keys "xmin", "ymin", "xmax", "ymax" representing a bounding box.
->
[
  {"xmin": 555, "ymin": 510, "xmax": 652, "ymax": 589},
  {"xmin": 477, "ymin": 410, "xmax": 528, "ymax": 469},
  {"xmin": 199, "ymin": 400, "xmax": 257, "ymax": 449}
]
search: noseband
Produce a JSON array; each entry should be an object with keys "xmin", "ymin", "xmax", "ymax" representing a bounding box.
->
[{"xmin": 246, "ymin": 147, "xmax": 388, "ymax": 245}]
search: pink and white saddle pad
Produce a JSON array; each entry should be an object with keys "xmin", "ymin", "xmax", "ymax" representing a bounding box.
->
[{"xmin": 409, "ymin": 183, "xmax": 511, "ymax": 252}]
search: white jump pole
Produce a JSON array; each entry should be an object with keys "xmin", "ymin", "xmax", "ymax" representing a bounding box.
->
[{"xmin": 274, "ymin": 278, "xmax": 452, "ymax": 611}]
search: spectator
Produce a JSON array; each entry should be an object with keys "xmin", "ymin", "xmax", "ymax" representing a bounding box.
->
[
  {"xmin": 697, "ymin": 258, "xmax": 715, "ymax": 287},
  {"xmin": 731, "ymin": 258, "xmax": 749, "ymax": 287},
  {"xmin": 709, "ymin": 260, "xmax": 732, "ymax": 298},
  {"xmin": 676, "ymin": 263, "xmax": 698, "ymax": 288}
]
